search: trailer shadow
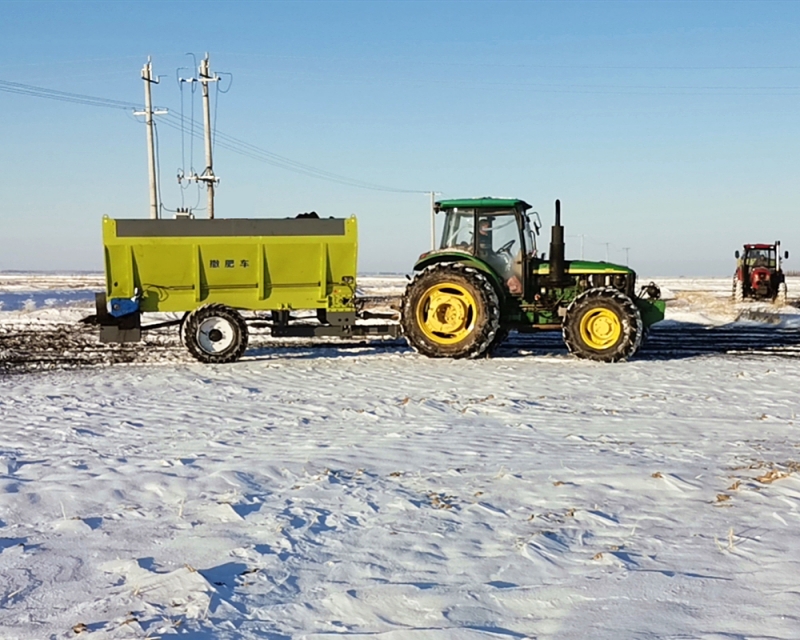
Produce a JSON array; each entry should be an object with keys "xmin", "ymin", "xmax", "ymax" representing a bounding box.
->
[{"xmin": 244, "ymin": 337, "xmax": 409, "ymax": 361}]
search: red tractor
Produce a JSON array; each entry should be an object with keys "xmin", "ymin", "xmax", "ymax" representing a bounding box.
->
[{"xmin": 732, "ymin": 242, "xmax": 789, "ymax": 305}]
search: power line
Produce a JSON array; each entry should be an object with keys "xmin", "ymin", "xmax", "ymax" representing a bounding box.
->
[
  {"xmin": 0, "ymin": 79, "xmax": 142, "ymax": 109},
  {"xmin": 158, "ymin": 112, "xmax": 427, "ymax": 193},
  {"xmin": 231, "ymin": 68, "xmax": 800, "ymax": 96},
  {"xmin": 0, "ymin": 77, "xmax": 428, "ymax": 195},
  {"xmin": 217, "ymin": 51, "xmax": 800, "ymax": 71}
]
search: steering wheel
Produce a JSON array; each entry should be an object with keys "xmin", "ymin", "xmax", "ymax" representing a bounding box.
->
[{"xmin": 498, "ymin": 239, "xmax": 516, "ymax": 255}]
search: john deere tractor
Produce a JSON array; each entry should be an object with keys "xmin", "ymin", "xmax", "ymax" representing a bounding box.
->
[{"xmin": 400, "ymin": 198, "xmax": 665, "ymax": 361}]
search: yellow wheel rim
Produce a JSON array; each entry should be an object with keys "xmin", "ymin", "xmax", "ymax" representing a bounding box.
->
[
  {"xmin": 579, "ymin": 307, "xmax": 621, "ymax": 350},
  {"xmin": 415, "ymin": 283, "xmax": 478, "ymax": 344}
]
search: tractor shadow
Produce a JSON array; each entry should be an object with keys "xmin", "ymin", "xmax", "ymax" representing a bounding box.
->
[
  {"xmin": 497, "ymin": 320, "xmax": 800, "ymax": 361},
  {"xmin": 639, "ymin": 319, "xmax": 800, "ymax": 360},
  {"xmin": 243, "ymin": 318, "xmax": 800, "ymax": 363},
  {"xmin": 244, "ymin": 337, "xmax": 409, "ymax": 361}
]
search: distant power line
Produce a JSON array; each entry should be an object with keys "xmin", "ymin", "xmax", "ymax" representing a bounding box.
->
[
  {"xmin": 0, "ymin": 78, "xmax": 429, "ymax": 195},
  {"xmin": 219, "ymin": 51, "xmax": 800, "ymax": 71},
  {"xmin": 0, "ymin": 79, "xmax": 140, "ymax": 109},
  {"xmin": 158, "ymin": 112, "xmax": 426, "ymax": 193}
]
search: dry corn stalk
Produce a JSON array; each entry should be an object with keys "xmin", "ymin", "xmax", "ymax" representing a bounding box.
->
[{"xmin": 755, "ymin": 469, "xmax": 789, "ymax": 484}]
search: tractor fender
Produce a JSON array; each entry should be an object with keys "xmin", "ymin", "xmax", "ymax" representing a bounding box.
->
[{"xmin": 413, "ymin": 252, "xmax": 506, "ymax": 294}]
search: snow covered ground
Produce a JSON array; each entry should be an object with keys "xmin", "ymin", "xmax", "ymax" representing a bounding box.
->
[{"xmin": 2, "ymin": 274, "xmax": 800, "ymax": 639}]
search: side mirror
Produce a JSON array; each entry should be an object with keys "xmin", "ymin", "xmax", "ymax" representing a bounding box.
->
[
  {"xmin": 785, "ymin": 251, "xmax": 789, "ymax": 259},
  {"xmin": 735, "ymin": 250, "xmax": 740, "ymax": 259}
]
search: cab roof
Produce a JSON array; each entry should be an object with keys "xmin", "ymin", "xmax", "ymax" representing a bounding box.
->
[
  {"xmin": 744, "ymin": 244, "xmax": 777, "ymax": 250},
  {"xmin": 435, "ymin": 198, "xmax": 531, "ymax": 211}
]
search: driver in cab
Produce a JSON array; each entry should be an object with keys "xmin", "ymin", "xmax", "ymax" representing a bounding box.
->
[{"xmin": 476, "ymin": 218, "xmax": 523, "ymax": 295}]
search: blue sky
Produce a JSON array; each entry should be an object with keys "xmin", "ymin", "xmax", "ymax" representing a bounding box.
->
[{"xmin": 1, "ymin": 0, "xmax": 799, "ymax": 275}]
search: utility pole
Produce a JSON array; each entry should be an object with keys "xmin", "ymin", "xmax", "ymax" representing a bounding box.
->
[
  {"xmin": 622, "ymin": 246, "xmax": 630, "ymax": 265},
  {"xmin": 567, "ymin": 234, "xmax": 586, "ymax": 260},
  {"xmin": 603, "ymin": 242, "xmax": 611, "ymax": 262},
  {"xmin": 198, "ymin": 53, "xmax": 220, "ymax": 218},
  {"xmin": 134, "ymin": 57, "xmax": 167, "ymax": 219}
]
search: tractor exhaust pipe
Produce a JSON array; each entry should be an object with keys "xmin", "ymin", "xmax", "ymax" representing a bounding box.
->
[{"xmin": 549, "ymin": 199, "xmax": 566, "ymax": 285}]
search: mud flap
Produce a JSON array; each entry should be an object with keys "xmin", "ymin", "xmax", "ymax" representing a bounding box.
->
[{"xmin": 95, "ymin": 293, "xmax": 142, "ymax": 343}]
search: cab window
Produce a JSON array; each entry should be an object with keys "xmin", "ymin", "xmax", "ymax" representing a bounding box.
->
[
  {"xmin": 745, "ymin": 249, "xmax": 775, "ymax": 268},
  {"xmin": 440, "ymin": 209, "xmax": 475, "ymax": 252}
]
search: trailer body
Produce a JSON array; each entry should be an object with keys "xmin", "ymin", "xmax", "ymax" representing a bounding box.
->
[{"xmin": 103, "ymin": 215, "xmax": 358, "ymax": 315}]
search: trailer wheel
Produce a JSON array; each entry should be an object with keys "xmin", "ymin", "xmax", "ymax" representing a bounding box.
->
[
  {"xmin": 401, "ymin": 263, "xmax": 500, "ymax": 359},
  {"xmin": 178, "ymin": 311, "xmax": 190, "ymax": 347},
  {"xmin": 562, "ymin": 288, "xmax": 643, "ymax": 362},
  {"xmin": 183, "ymin": 304, "xmax": 249, "ymax": 363}
]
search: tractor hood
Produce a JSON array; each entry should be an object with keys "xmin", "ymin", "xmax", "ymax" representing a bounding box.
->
[{"xmin": 534, "ymin": 259, "xmax": 634, "ymax": 276}]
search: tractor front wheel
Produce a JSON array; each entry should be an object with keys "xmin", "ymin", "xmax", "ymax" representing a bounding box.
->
[
  {"xmin": 183, "ymin": 304, "xmax": 249, "ymax": 363},
  {"xmin": 401, "ymin": 263, "xmax": 500, "ymax": 358},
  {"xmin": 776, "ymin": 282, "xmax": 788, "ymax": 306},
  {"xmin": 733, "ymin": 277, "xmax": 744, "ymax": 303},
  {"xmin": 562, "ymin": 288, "xmax": 643, "ymax": 362}
]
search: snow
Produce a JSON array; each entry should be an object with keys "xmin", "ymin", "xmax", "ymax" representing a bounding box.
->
[{"xmin": 2, "ymin": 274, "xmax": 800, "ymax": 639}]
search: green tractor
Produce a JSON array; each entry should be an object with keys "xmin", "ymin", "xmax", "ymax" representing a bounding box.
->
[{"xmin": 400, "ymin": 198, "xmax": 665, "ymax": 361}]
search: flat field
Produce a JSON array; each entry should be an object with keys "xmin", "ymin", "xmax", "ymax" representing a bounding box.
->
[{"xmin": 2, "ymin": 274, "xmax": 800, "ymax": 639}]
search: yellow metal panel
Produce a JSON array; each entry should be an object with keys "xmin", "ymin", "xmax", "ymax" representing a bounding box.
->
[{"xmin": 102, "ymin": 215, "xmax": 359, "ymax": 314}]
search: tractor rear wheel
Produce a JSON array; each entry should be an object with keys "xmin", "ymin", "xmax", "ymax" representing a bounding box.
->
[
  {"xmin": 401, "ymin": 263, "xmax": 500, "ymax": 358},
  {"xmin": 183, "ymin": 304, "xmax": 249, "ymax": 363},
  {"xmin": 562, "ymin": 288, "xmax": 643, "ymax": 362}
]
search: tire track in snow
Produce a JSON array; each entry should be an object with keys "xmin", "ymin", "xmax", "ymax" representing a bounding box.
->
[{"xmin": 3, "ymin": 321, "xmax": 800, "ymax": 376}]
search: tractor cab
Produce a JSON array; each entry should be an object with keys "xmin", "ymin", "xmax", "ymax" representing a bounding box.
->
[
  {"xmin": 433, "ymin": 198, "xmax": 540, "ymax": 295},
  {"xmin": 736, "ymin": 244, "xmax": 784, "ymax": 270}
]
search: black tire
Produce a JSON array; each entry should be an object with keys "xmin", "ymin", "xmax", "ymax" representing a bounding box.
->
[
  {"xmin": 401, "ymin": 263, "xmax": 501, "ymax": 359},
  {"xmin": 562, "ymin": 287, "xmax": 643, "ymax": 362},
  {"xmin": 776, "ymin": 282, "xmax": 788, "ymax": 306},
  {"xmin": 733, "ymin": 277, "xmax": 744, "ymax": 303},
  {"xmin": 178, "ymin": 311, "xmax": 191, "ymax": 347},
  {"xmin": 183, "ymin": 304, "xmax": 248, "ymax": 363}
]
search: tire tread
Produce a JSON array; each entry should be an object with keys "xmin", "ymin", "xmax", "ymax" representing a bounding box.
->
[
  {"xmin": 400, "ymin": 263, "xmax": 500, "ymax": 359},
  {"xmin": 562, "ymin": 287, "xmax": 643, "ymax": 362},
  {"xmin": 183, "ymin": 303, "xmax": 248, "ymax": 364}
]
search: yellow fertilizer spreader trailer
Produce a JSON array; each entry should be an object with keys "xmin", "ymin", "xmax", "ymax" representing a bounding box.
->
[{"xmin": 94, "ymin": 214, "xmax": 398, "ymax": 363}]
